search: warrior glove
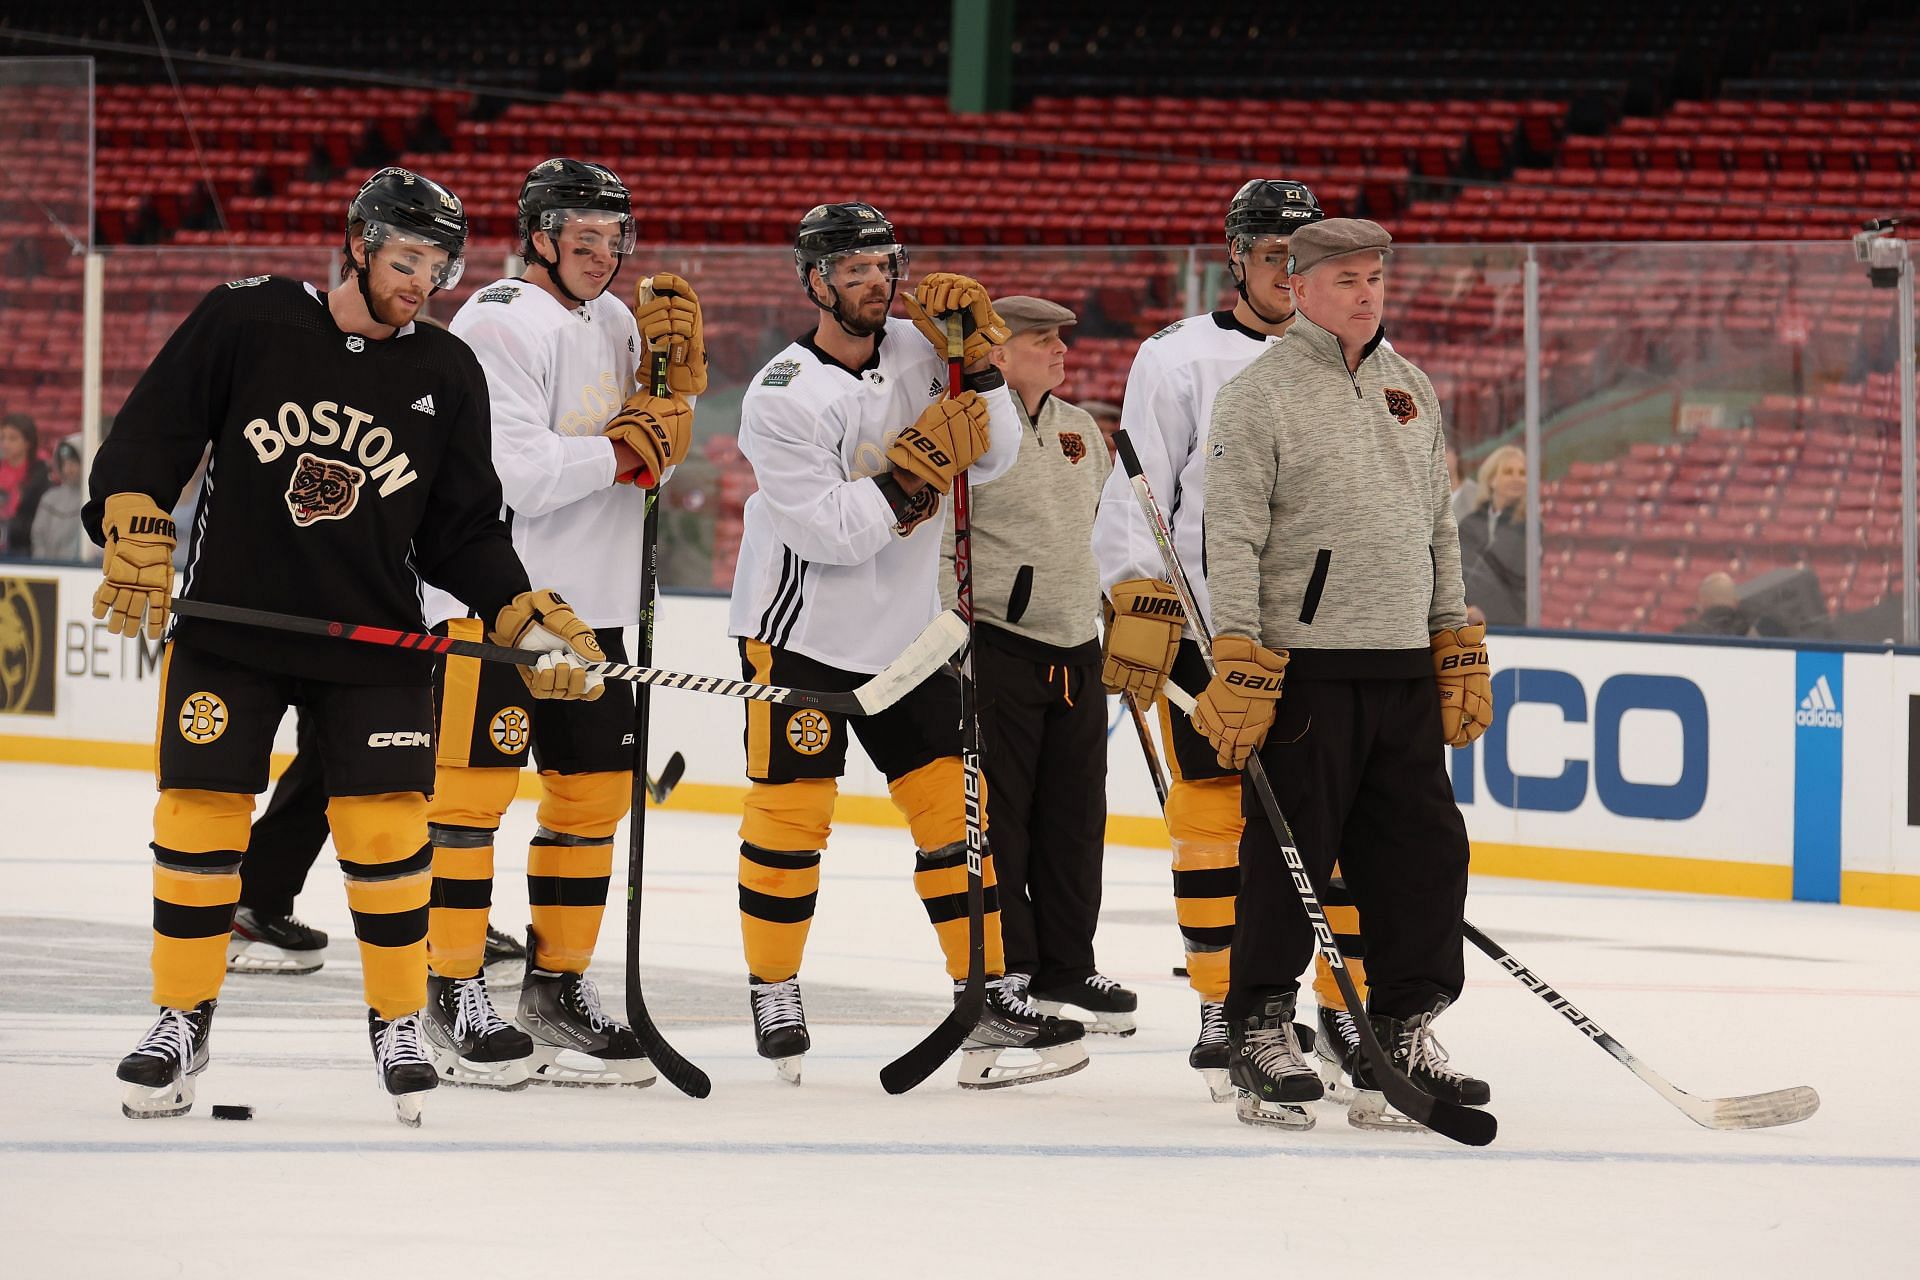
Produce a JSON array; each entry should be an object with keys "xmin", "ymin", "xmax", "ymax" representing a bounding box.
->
[
  {"xmin": 492, "ymin": 589, "xmax": 606, "ymax": 701},
  {"xmin": 93, "ymin": 493, "xmax": 176, "ymax": 640},
  {"xmin": 1100, "ymin": 578, "xmax": 1185, "ymax": 704}
]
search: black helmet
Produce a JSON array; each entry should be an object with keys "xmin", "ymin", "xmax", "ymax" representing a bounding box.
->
[
  {"xmin": 1224, "ymin": 179, "xmax": 1323, "ymax": 244},
  {"xmin": 794, "ymin": 202, "xmax": 906, "ymax": 284},
  {"xmin": 347, "ymin": 166, "xmax": 468, "ymax": 278},
  {"xmin": 518, "ymin": 157, "xmax": 633, "ymax": 254}
]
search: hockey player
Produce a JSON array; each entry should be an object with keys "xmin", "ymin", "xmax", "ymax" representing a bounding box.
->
[
  {"xmin": 1091, "ymin": 179, "xmax": 1373, "ymax": 1100},
  {"xmin": 729, "ymin": 202, "xmax": 1085, "ymax": 1088},
  {"xmin": 415, "ymin": 158, "xmax": 701, "ymax": 1089},
  {"xmin": 1199, "ymin": 217, "xmax": 1493, "ymax": 1129},
  {"xmin": 90, "ymin": 166, "xmax": 606, "ymax": 1125},
  {"xmin": 939, "ymin": 295, "xmax": 1136, "ymax": 1035}
]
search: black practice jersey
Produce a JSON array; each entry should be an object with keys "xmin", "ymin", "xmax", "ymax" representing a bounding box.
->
[{"xmin": 85, "ymin": 276, "xmax": 531, "ymax": 684}]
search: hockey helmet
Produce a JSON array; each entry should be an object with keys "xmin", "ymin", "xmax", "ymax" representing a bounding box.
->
[
  {"xmin": 345, "ymin": 166, "xmax": 468, "ymax": 289},
  {"xmin": 1225, "ymin": 179, "xmax": 1324, "ymax": 246},
  {"xmin": 518, "ymin": 157, "xmax": 636, "ymax": 259}
]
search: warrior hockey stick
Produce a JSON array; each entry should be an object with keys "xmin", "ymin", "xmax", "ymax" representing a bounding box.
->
[
  {"xmin": 169, "ymin": 598, "xmax": 966, "ymax": 717},
  {"xmin": 880, "ymin": 311, "xmax": 988, "ymax": 1095},
  {"xmin": 1123, "ymin": 692, "xmax": 1171, "ymax": 810},
  {"xmin": 619, "ymin": 320, "xmax": 711, "ymax": 1098},
  {"xmin": 1461, "ymin": 922, "xmax": 1820, "ymax": 1129},
  {"xmin": 1113, "ymin": 428, "xmax": 1495, "ymax": 1147}
]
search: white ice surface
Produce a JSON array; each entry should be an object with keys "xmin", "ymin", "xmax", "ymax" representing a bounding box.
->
[{"xmin": 1, "ymin": 760, "xmax": 1915, "ymax": 1279}]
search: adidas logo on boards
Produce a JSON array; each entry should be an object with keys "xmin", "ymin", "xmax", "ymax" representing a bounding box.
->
[
  {"xmin": 411, "ymin": 394, "xmax": 436, "ymax": 416},
  {"xmin": 1795, "ymin": 675, "xmax": 1842, "ymax": 728}
]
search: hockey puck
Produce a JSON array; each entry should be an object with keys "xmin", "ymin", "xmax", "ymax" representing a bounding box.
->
[
  {"xmin": 210, "ymin": 1104, "xmax": 254, "ymax": 1121},
  {"xmin": 1171, "ymin": 965, "xmax": 1189, "ymax": 978}
]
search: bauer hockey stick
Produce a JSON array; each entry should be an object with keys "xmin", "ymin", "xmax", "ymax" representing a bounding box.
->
[
  {"xmin": 880, "ymin": 310, "xmax": 988, "ymax": 1095},
  {"xmin": 169, "ymin": 598, "xmax": 966, "ymax": 718},
  {"xmin": 619, "ymin": 310, "xmax": 711, "ymax": 1098},
  {"xmin": 1461, "ymin": 922, "xmax": 1819, "ymax": 1129},
  {"xmin": 1113, "ymin": 428, "xmax": 1495, "ymax": 1147}
]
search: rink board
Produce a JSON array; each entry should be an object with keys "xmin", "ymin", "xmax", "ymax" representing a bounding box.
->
[{"xmin": 2, "ymin": 565, "xmax": 1916, "ymax": 910}]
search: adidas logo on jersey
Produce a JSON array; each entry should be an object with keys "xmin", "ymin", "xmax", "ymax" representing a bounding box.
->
[
  {"xmin": 1795, "ymin": 675, "xmax": 1842, "ymax": 728},
  {"xmin": 928, "ymin": 377, "xmax": 944, "ymax": 398},
  {"xmin": 411, "ymin": 395, "xmax": 436, "ymax": 416}
]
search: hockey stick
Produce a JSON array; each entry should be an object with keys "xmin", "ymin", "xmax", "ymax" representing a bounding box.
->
[
  {"xmin": 879, "ymin": 311, "xmax": 988, "ymax": 1095},
  {"xmin": 1461, "ymin": 922, "xmax": 1820, "ymax": 1130},
  {"xmin": 1123, "ymin": 692, "xmax": 1170, "ymax": 811},
  {"xmin": 169, "ymin": 597, "xmax": 965, "ymax": 717},
  {"xmin": 1114, "ymin": 428, "xmax": 1495, "ymax": 1147},
  {"xmin": 619, "ymin": 318, "xmax": 710, "ymax": 1098},
  {"xmin": 646, "ymin": 751, "xmax": 686, "ymax": 805}
]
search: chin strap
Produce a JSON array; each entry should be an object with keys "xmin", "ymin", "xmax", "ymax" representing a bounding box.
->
[{"xmin": 1228, "ymin": 257, "xmax": 1294, "ymax": 329}]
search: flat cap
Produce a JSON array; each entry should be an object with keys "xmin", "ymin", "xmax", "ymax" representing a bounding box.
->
[
  {"xmin": 1286, "ymin": 217, "xmax": 1393, "ymax": 276},
  {"xmin": 992, "ymin": 294, "xmax": 1078, "ymax": 334}
]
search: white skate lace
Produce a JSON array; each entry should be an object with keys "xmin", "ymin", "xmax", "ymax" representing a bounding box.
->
[
  {"xmin": 132, "ymin": 1008, "xmax": 196, "ymax": 1063},
  {"xmin": 1329, "ymin": 1009, "xmax": 1361, "ymax": 1051},
  {"xmin": 1245, "ymin": 1022, "xmax": 1311, "ymax": 1077},
  {"xmin": 989, "ymin": 976, "xmax": 1044, "ymax": 1019},
  {"xmin": 751, "ymin": 979, "xmax": 805, "ymax": 1033},
  {"xmin": 566, "ymin": 975, "xmax": 613, "ymax": 1034},
  {"xmin": 451, "ymin": 977, "xmax": 511, "ymax": 1037},
  {"xmin": 1405, "ymin": 1011, "xmax": 1469, "ymax": 1085},
  {"xmin": 1196, "ymin": 1002, "xmax": 1229, "ymax": 1047},
  {"xmin": 1085, "ymin": 974, "xmax": 1121, "ymax": 995},
  {"xmin": 377, "ymin": 1013, "xmax": 432, "ymax": 1068}
]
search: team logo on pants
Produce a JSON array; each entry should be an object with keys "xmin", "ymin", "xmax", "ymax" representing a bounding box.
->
[
  {"xmin": 285, "ymin": 452, "xmax": 367, "ymax": 526},
  {"xmin": 1383, "ymin": 388, "xmax": 1418, "ymax": 424},
  {"xmin": 786, "ymin": 709, "xmax": 832, "ymax": 756},
  {"xmin": 178, "ymin": 692, "xmax": 229, "ymax": 744},
  {"xmin": 490, "ymin": 706, "xmax": 531, "ymax": 753}
]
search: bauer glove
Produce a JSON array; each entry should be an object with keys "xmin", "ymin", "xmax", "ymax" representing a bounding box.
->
[
  {"xmin": 93, "ymin": 493, "xmax": 176, "ymax": 640},
  {"xmin": 492, "ymin": 589, "xmax": 606, "ymax": 701},
  {"xmin": 634, "ymin": 272, "xmax": 708, "ymax": 397},
  {"xmin": 606, "ymin": 392, "xmax": 692, "ymax": 488},
  {"xmin": 887, "ymin": 392, "xmax": 990, "ymax": 494},
  {"xmin": 1100, "ymin": 578, "xmax": 1185, "ymax": 704},
  {"xmin": 903, "ymin": 273, "xmax": 1010, "ymax": 365},
  {"xmin": 1431, "ymin": 622, "xmax": 1493, "ymax": 747},
  {"xmin": 1191, "ymin": 636, "xmax": 1289, "ymax": 771}
]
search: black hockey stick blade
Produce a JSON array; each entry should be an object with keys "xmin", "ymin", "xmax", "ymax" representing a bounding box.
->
[
  {"xmin": 169, "ymin": 598, "xmax": 963, "ymax": 716},
  {"xmin": 1462, "ymin": 921, "xmax": 1818, "ymax": 1130},
  {"xmin": 647, "ymin": 751, "xmax": 687, "ymax": 805},
  {"xmin": 879, "ymin": 982, "xmax": 984, "ymax": 1096}
]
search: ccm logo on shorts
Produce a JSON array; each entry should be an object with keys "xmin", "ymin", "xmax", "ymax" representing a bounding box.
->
[{"xmin": 367, "ymin": 731, "xmax": 432, "ymax": 748}]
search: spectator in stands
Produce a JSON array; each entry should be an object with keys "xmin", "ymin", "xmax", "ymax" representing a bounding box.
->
[
  {"xmin": 0, "ymin": 413, "xmax": 50, "ymax": 556},
  {"xmin": 1459, "ymin": 444, "xmax": 1527, "ymax": 625},
  {"xmin": 1673, "ymin": 571, "xmax": 1755, "ymax": 637},
  {"xmin": 30, "ymin": 439, "xmax": 84, "ymax": 562},
  {"xmin": 1079, "ymin": 399, "xmax": 1122, "ymax": 461},
  {"xmin": 1447, "ymin": 445, "xmax": 1477, "ymax": 520}
]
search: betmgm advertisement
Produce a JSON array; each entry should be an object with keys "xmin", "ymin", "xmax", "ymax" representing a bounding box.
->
[{"xmin": 0, "ymin": 575, "xmax": 58, "ymax": 717}]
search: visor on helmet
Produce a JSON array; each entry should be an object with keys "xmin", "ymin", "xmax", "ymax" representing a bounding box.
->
[
  {"xmin": 363, "ymin": 221, "xmax": 465, "ymax": 289},
  {"xmin": 536, "ymin": 207, "xmax": 637, "ymax": 258}
]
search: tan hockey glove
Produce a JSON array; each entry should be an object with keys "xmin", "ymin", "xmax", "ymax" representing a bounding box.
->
[
  {"xmin": 92, "ymin": 493, "xmax": 176, "ymax": 640},
  {"xmin": 634, "ymin": 272, "xmax": 708, "ymax": 397},
  {"xmin": 1431, "ymin": 622, "xmax": 1493, "ymax": 747},
  {"xmin": 492, "ymin": 589, "xmax": 606, "ymax": 701},
  {"xmin": 1191, "ymin": 636, "xmax": 1289, "ymax": 771},
  {"xmin": 1100, "ymin": 578, "xmax": 1185, "ymax": 703},
  {"xmin": 886, "ymin": 392, "xmax": 990, "ymax": 494},
  {"xmin": 606, "ymin": 392, "xmax": 692, "ymax": 488},
  {"xmin": 903, "ymin": 272, "xmax": 1010, "ymax": 365}
]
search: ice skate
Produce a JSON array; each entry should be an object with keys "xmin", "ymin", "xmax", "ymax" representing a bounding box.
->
[
  {"xmin": 116, "ymin": 1000, "xmax": 214, "ymax": 1119},
  {"xmin": 423, "ymin": 973, "xmax": 533, "ymax": 1090},
  {"xmin": 1228, "ymin": 991, "xmax": 1323, "ymax": 1131},
  {"xmin": 957, "ymin": 975, "xmax": 1089, "ymax": 1089},
  {"xmin": 1190, "ymin": 1001, "xmax": 1233, "ymax": 1102},
  {"xmin": 1315, "ymin": 1003, "xmax": 1363, "ymax": 1103},
  {"xmin": 516, "ymin": 933, "xmax": 655, "ymax": 1087},
  {"xmin": 369, "ymin": 1009, "xmax": 438, "ymax": 1127},
  {"xmin": 226, "ymin": 908, "xmax": 326, "ymax": 975},
  {"xmin": 749, "ymin": 976, "xmax": 809, "ymax": 1084},
  {"xmin": 483, "ymin": 925, "xmax": 527, "ymax": 976},
  {"xmin": 1028, "ymin": 972, "xmax": 1138, "ymax": 1036},
  {"xmin": 1348, "ymin": 997, "xmax": 1490, "ymax": 1133}
]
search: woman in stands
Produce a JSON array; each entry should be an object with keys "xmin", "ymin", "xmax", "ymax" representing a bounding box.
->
[
  {"xmin": 0, "ymin": 413, "xmax": 50, "ymax": 555},
  {"xmin": 1459, "ymin": 444, "xmax": 1528, "ymax": 626}
]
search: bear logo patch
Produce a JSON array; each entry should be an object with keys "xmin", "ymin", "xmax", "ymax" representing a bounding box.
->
[
  {"xmin": 285, "ymin": 453, "xmax": 367, "ymax": 526},
  {"xmin": 1384, "ymin": 388, "xmax": 1418, "ymax": 424},
  {"xmin": 1058, "ymin": 432, "xmax": 1087, "ymax": 464}
]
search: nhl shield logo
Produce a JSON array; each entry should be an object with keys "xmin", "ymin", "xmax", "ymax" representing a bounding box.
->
[{"xmin": 1383, "ymin": 388, "xmax": 1418, "ymax": 424}]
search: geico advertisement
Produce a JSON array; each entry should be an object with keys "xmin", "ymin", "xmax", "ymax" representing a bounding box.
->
[{"xmin": 1449, "ymin": 635, "xmax": 1796, "ymax": 865}]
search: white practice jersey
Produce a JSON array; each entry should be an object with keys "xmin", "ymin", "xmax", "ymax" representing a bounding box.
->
[
  {"xmin": 727, "ymin": 317, "xmax": 1021, "ymax": 674},
  {"xmin": 1092, "ymin": 311, "xmax": 1281, "ymax": 629},
  {"xmin": 420, "ymin": 276, "xmax": 659, "ymax": 631}
]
